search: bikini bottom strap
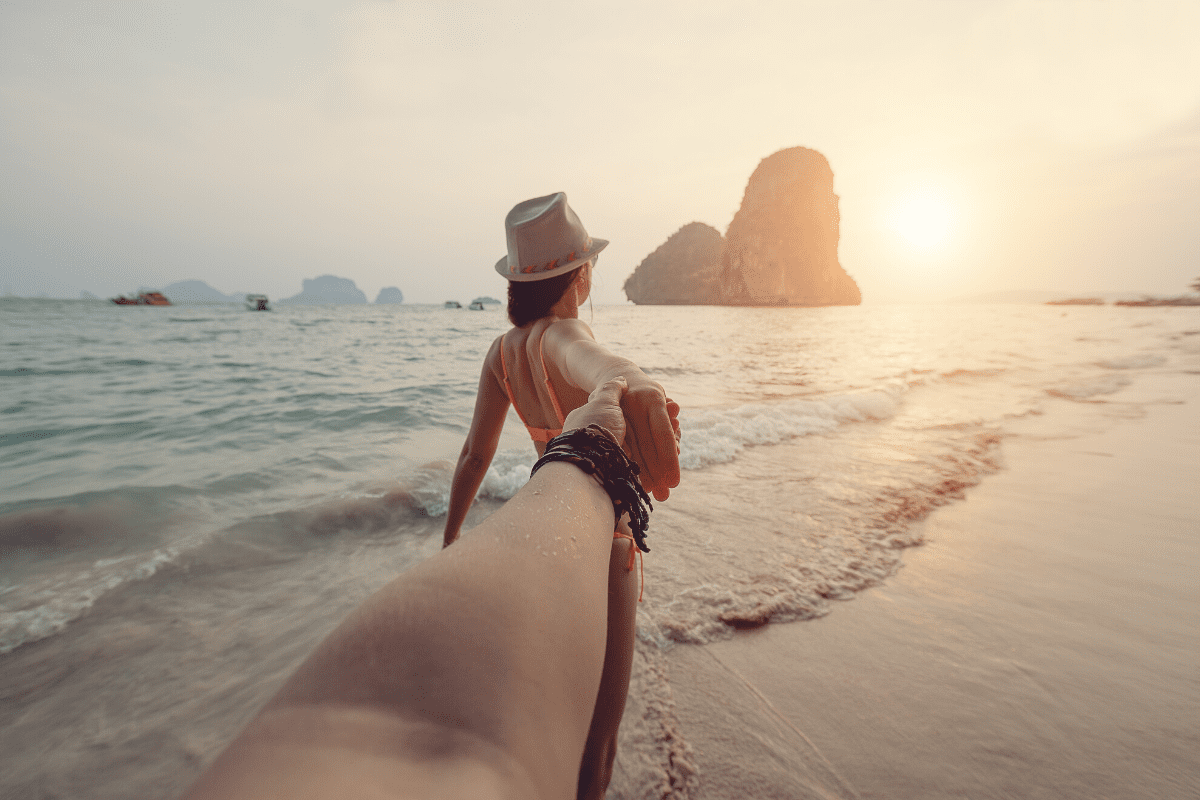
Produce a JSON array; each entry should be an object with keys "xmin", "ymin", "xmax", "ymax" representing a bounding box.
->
[{"xmin": 612, "ymin": 531, "xmax": 644, "ymax": 603}]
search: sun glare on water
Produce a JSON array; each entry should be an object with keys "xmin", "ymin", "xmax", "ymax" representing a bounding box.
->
[{"xmin": 890, "ymin": 188, "xmax": 954, "ymax": 251}]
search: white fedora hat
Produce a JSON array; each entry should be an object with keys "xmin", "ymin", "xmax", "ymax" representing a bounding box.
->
[{"xmin": 495, "ymin": 192, "xmax": 609, "ymax": 282}]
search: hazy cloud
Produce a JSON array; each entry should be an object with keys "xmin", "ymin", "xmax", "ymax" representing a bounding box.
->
[{"xmin": 2, "ymin": 0, "xmax": 1198, "ymax": 302}]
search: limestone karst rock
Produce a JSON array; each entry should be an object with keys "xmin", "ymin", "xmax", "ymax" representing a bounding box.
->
[
  {"xmin": 374, "ymin": 287, "xmax": 405, "ymax": 304},
  {"xmin": 623, "ymin": 223, "xmax": 725, "ymax": 305},
  {"xmin": 624, "ymin": 147, "xmax": 861, "ymax": 306},
  {"xmin": 718, "ymin": 147, "xmax": 860, "ymax": 306},
  {"xmin": 278, "ymin": 275, "xmax": 368, "ymax": 305}
]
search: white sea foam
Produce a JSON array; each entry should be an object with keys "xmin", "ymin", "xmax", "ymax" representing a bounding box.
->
[
  {"xmin": 479, "ymin": 450, "xmax": 539, "ymax": 501},
  {"xmin": 463, "ymin": 387, "xmax": 906, "ymax": 503},
  {"xmin": 0, "ymin": 548, "xmax": 179, "ymax": 654},
  {"xmin": 679, "ymin": 387, "xmax": 902, "ymax": 470}
]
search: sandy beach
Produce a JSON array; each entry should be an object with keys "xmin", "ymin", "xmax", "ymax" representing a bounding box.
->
[{"xmin": 661, "ymin": 371, "xmax": 1199, "ymax": 800}]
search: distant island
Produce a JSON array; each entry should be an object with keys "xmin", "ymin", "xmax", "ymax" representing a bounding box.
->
[
  {"xmin": 1046, "ymin": 298, "xmax": 1105, "ymax": 306},
  {"xmin": 1115, "ymin": 296, "xmax": 1200, "ymax": 307},
  {"xmin": 472, "ymin": 296, "xmax": 501, "ymax": 305},
  {"xmin": 1112, "ymin": 277, "xmax": 1200, "ymax": 307},
  {"xmin": 624, "ymin": 147, "xmax": 861, "ymax": 307},
  {"xmin": 277, "ymin": 275, "xmax": 368, "ymax": 305},
  {"xmin": 375, "ymin": 287, "xmax": 405, "ymax": 304},
  {"xmin": 103, "ymin": 278, "xmax": 406, "ymax": 306},
  {"xmin": 160, "ymin": 280, "xmax": 244, "ymax": 304}
]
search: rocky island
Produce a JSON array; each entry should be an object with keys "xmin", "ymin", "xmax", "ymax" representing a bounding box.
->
[
  {"xmin": 374, "ymin": 287, "xmax": 405, "ymax": 304},
  {"xmin": 1114, "ymin": 277, "xmax": 1200, "ymax": 306},
  {"xmin": 160, "ymin": 280, "xmax": 241, "ymax": 304},
  {"xmin": 622, "ymin": 223, "xmax": 724, "ymax": 305},
  {"xmin": 624, "ymin": 147, "xmax": 861, "ymax": 306},
  {"xmin": 278, "ymin": 275, "xmax": 368, "ymax": 305}
]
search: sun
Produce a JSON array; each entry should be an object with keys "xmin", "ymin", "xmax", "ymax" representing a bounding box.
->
[{"xmin": 889, "ymin": 188, "xmax": 954, "ymax": 251}]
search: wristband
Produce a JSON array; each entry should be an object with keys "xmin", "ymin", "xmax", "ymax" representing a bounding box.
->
[{"xmin": 530, "ymin": 425, "xmax": 653, "ymax": 553}]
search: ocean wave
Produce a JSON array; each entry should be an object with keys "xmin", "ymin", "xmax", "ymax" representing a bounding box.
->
[
  {"xmin": 1097, "ymin": 354, "xmax": 1167, "ymax": 369},
  {"xmin": 0, "ymin": 366, "xmax": 102, "ymax": 378},
  {"xmin": 678, "ymin": 387, "xmax": 902, "ymax": 470},
  {"xmin": 940, "ymin": 367, "xmax": 1006, "ymax": 379},
  {"xmin": 0, "ymin": 486, "xmax": 220, "ymax": 655},
  {"xmin": 0, "ymin": 477, "xmax": 448, "ymax": 653},
  {"xmin": 0, "ymin": 548, "xmax": 180, "ymax": 655},
  {"xmin": 638, "ymin": 427, "xmax": 1005, "ymax": 649},
  {"xmin": 0, "ymin": 486, "xmax": 201, "ymax": 553},
  {"xmin": 434, "ymin": 388, "xmax": 908, "ymax": 506},
  {"xmin": 387, "ymin": 388, "xmax": 908, "ymax": 513},
  {"xmin": 1047, "ymin": 375, "xmax": 1131, "ymax": 400}
]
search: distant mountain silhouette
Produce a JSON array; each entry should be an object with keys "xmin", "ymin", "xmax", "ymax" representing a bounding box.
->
[
  {"xmin": 375, "ymin": 286, "xmax": 405, "ymax": 304},
  {"xmin": 278, "ymin": 275, "xmax": 368, "ymax": 305},
  {"xmin": 161, "ymin": 280, "xmax": 241, "ymax": 304}
]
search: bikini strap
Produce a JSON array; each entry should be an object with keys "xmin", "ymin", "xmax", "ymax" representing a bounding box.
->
[
  {"xmin": 613, "ymin": 531, "xmax": 644, "ymax": 602},
  {"xmin": 499, "ymin": 335, "xmax": 531, "ymax": 426},
  {"xmin": 538, "ymin": 332, "xmax": 568, "ymax": 426}
]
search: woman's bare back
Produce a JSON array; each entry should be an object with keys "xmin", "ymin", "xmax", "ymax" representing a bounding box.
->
[{"xmin": 491, "ymin": 319, "xmax": 593, "ymax": 452}]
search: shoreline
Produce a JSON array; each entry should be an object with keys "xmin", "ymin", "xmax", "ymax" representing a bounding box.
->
[{"xmin": 654, "ymin": 372, "xmax": 1199, "ymax": 799}]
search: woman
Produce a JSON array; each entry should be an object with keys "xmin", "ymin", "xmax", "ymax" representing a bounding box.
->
[
  {"xmin": 443, "ymin": 192, "xmax": 681, "ymax": 799},
  {"xmin": 186, "ymin": 379, "xmax": 658, "ymax": 800}
]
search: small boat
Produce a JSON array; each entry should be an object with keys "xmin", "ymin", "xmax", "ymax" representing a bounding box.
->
[
  {"xmin": 110, "ymin": 291, "xmax": 171, "ymax": 306},
  {"xmin": 245, "ymin": 294, "xmax": 270, "ymax": 311},
  {"xmin": 468, "ymin": 300, "xmax": 485, "ymax": 310},
  {"xmin": 444, "ymin": 300, "xmax": 462, "ymax": 309}
]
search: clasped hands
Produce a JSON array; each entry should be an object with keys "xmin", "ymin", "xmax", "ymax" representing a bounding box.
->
[{"xmin": 563, "ymin": 377, "xmax": 682, "ymax": 502}]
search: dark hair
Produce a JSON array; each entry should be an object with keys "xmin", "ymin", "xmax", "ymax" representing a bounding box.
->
[{"xmin": 507, "ymin": 266, "xmax": 583, "ymax": 327}]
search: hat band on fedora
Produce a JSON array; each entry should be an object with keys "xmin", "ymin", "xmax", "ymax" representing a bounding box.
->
[{"xmin": 512, "ymin": 242, "xmax": 591, "ymax": 276}]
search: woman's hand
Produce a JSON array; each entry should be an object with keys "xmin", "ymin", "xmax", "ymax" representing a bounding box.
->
[
  {"xmin": 561, "ymin": 377, "xmax": 681, "ymax": 502},
  {"xmin": 618, "ymin": 377, "xmax": 681, "ymax": 502}
]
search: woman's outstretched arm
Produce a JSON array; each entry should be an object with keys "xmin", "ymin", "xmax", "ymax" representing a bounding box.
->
[
  {"xmin": 443, "ymin": 337, "xmax": 510, "ymax": 547},
  {"xmin": 182, "ymin": 381, "xmax": 634, "ymax": 800},
  {"xmin": 543, "ymin": 319, "xmax": 681, "ymax": 501}
]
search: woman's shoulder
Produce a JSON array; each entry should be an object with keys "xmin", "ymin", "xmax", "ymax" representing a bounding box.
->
[
  {"xmin": 541, "ymin": 317, "xmax": 595, "ymax": 343},
  {"xmin": 482, "ymin": 332, "xmax": 509, "ymax": 370}
]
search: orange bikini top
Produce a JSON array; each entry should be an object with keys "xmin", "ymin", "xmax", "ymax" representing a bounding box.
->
[{"xmin": 500, "ymin": 332, "xmax": 567, "ymax": 443}]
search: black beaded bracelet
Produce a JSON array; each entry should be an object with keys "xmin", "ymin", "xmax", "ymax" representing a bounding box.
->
[{"xmin": 530, "ymin": 425, "xmax": 653, "ymax": 553}]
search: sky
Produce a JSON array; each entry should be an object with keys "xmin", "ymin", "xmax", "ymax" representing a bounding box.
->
[{"xmin": 2, "ymin": 0, "xmax": 1198, "ymax": 304}]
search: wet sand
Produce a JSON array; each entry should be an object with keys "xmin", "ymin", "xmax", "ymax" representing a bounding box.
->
[{"xmin": 665, "ymin": 374, "xmax": 1199, "ymax": 799}]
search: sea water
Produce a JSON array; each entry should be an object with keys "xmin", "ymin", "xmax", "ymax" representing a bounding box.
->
[{"xmin": 2, "ymin": 298, "xmax": 1196, "ymax": 798}]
